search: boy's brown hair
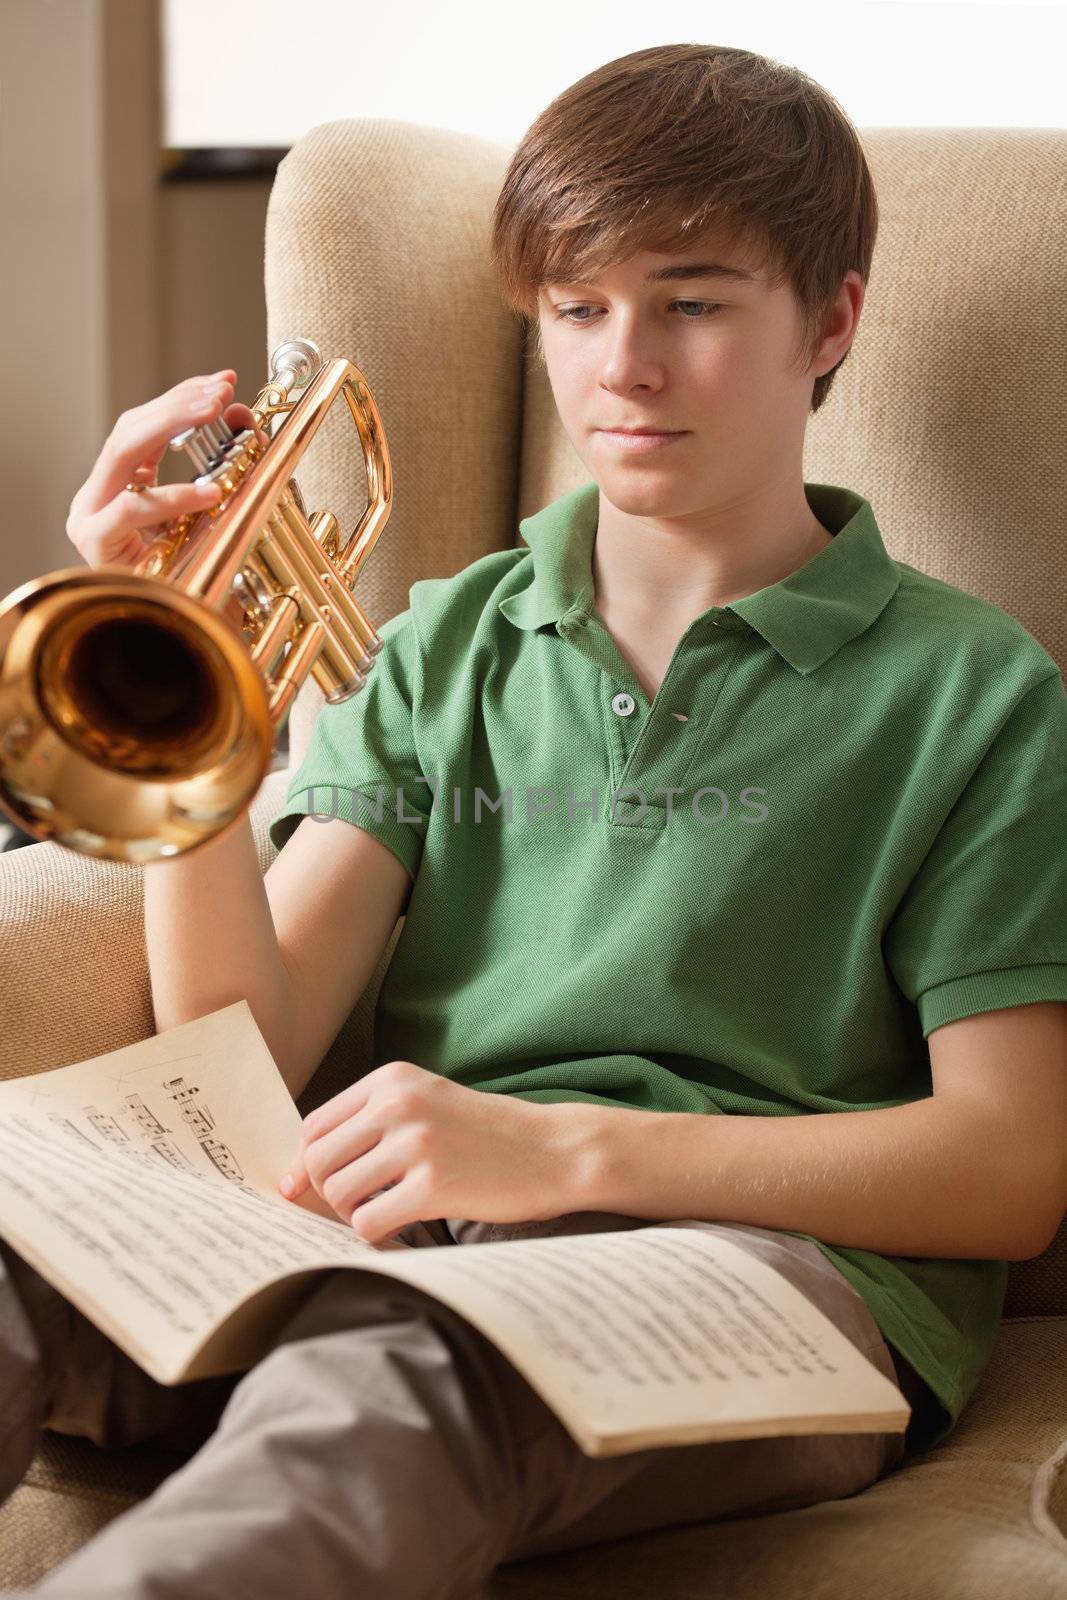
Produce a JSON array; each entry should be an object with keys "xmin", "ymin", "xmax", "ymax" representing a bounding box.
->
[{"xmin": 490, "ymin": 43, "xmax": 878, "ymax": 414}]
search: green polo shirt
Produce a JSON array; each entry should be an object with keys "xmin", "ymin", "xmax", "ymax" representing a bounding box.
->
[{"xmin": 269, "ymin": 479, "xmax": 1067, "ymax": 1453}]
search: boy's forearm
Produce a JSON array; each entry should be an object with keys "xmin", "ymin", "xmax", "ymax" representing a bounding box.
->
[
  {"xmin": 143, "ymin": 812, "xmax": 299, "ymax": 1096},
  {"xmin": 560, "ymin": 1095, "xmax": 1043, "ymax": 1260}
]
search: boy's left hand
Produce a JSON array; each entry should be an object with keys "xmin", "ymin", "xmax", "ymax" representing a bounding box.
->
[{"xmin": 278, "ymin": 1059, "xmax": 579, "ymax": 1246}]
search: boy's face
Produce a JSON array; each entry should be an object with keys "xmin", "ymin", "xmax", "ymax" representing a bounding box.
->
[{"xmin": 535, "ymin": 240, "xmax": 862, "ymax": 519}]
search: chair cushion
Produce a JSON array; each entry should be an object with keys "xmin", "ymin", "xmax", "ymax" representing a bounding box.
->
[
  {"xmin": 2, "ymin": 1318, "xmax": 1063, "ymax": 1596},
  {"xmin": 0, "ymin": 1434, "xmax": 184, "ymax": 1589}
]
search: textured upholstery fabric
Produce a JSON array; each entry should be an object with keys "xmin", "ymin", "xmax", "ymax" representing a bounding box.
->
[{"xmin": 1, "ymin": 118, "xmax": 1065, "ymax": 1594}]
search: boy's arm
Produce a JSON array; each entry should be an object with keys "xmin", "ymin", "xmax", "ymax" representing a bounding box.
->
[
  {"xmin": 146, "ymin": 812, "xmax": 412, "ymax": 1104},
  {"xmin": 558, "ymin": 1001, "xmax": 1067, "ymax": 1261}
]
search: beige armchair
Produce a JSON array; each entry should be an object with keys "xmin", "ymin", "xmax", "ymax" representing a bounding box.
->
[{"xmin": 2, "ymin": 119, "xmax": 1066, "ymax": 1596}]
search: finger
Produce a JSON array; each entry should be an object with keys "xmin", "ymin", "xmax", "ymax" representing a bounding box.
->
[
  {"xmin": 72, "ymin": 479, "xmax": 224, "ymax": 569},
  {"xmin": 74, "ymin": 374, "xmax": 235, "ymax": 516},
  {"xmin": 319, "ymin": 1141, "xmax": 406, "ymax": 1229},
  {"xmin": 299, "ymin": 1074, "xmax": 383, "ymax": 1146},
  {"xmin": 223, "ymin": 402, "xmax": 270, "ymax": 451},
  {"xmin": 298, "ymin": 1118, "xmax": 372, "ymax": 1205},
  {"xmin": 349, "ymin": 1179, "xmax": 411, "ymax": 1247},
  {"xmin": 279, "ymin": 1159, "xmax": 309, "ymax": 1199},
  {"xmin": 71, "ymin": 397, "xmax": 271, "ymax": 570},
  {"xmin": 76, "ymin": 372, "xmax": 237, "ymax": 517}
]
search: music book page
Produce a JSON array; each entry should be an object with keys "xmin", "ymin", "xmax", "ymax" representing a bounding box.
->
[
  {"xmin": 357, "ymin": 1221, "xmax": 910, "ymax": 1455},
  {"xmin": 0, "ymin": 1002, "xmax": 407, "ymax": 1383},
  {"xmin": 0, "ymin": 1001, "xmax": 908, "ymax": 1457}
]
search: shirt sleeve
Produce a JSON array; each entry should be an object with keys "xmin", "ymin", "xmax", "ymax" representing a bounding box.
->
[
  {"xmin": 267, "ymin": 608, "xmax": 431, "ymax": 880},
  {"xmin": 884, "ymin": 667, "xmax": 1067, "ymax": 1037}
]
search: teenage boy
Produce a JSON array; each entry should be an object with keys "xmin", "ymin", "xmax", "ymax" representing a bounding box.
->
[{"xmin": 8, "ymin": 40, "xmax": 1066, "ymax": 1600}]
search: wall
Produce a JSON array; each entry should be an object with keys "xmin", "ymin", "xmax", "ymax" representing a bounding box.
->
[
  {"xmin": 162, "ymin": 0, "xmax": 1067, "ymax": 147},
  {"xmin": 156, "ymin": 162, "xmax": 277, "ymax": 477},
  {"xmin": 0, "ymin": 5, "xmax": 275, "ymax": 596},
  {"xmin": 0, "ymin": 0, "xmax": 159, "ymax": 595}
]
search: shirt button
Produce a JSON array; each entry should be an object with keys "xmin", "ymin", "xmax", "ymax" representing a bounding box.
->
[{"xmin": 611, "ymin": 692, "xmax": 636, "ymax": 717}]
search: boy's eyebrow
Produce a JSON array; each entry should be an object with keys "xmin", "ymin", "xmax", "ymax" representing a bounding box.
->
[
  {"xmin": 542, "ymin": 261, "xmax": 758, "ymax": 288},
  {"xmin": 644, "ymin": 262, "xmax": 758, "ymax": 284}
]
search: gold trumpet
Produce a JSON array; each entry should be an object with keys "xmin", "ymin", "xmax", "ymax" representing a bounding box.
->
[{"xmin": 0, "ymin": 338, "xmax": 391, "ymax": 864}]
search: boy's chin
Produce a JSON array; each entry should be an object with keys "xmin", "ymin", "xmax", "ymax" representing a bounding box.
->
[{"xmin": 594, "ymin": 474, "xmax": 700, "ymax": 515}]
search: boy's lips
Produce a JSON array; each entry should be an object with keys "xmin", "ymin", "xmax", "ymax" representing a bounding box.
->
[{"xmin": 597, "ymin": 428, "xmax": 689, "ymax": 452}]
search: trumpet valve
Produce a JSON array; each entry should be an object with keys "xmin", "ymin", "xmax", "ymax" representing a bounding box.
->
[{"xmin": 309, "ymin": 510, "xmax": 340, "ymax": 556}]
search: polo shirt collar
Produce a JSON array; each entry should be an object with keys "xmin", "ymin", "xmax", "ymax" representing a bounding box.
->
[{"xmin": 498, "ymin": 479, "xmax": 901, "ymax": 675}]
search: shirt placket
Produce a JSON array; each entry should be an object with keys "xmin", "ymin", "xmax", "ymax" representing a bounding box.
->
[{"xmin": 556, "ymin": 607, "xmax": 744, "ymax": 833}]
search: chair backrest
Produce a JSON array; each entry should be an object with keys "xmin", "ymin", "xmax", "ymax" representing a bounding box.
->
[{"xmin": 264, "ymin": 119, "xmax": 1067, "ymax": 1316}]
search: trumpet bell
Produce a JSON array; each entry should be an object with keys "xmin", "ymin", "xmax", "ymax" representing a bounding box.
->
[{"xmin": 0, "ymin": 566, "xmax": 274, "ymax": 863}]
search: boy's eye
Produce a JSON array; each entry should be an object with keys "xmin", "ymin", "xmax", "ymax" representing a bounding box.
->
[{"xmin": 553, "ymin": 301, "xmax": 723, "ymax": 323}]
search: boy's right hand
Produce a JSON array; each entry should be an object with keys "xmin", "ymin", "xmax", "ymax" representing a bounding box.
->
[{"xmin": 66, "ymin": 370, "xmax": 268, "ymax": 571}]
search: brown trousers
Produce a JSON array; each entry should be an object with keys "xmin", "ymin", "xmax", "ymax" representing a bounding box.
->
[{"xmin": 0, "ymin": 1212, "xmax": 929, "ymax": 1599}]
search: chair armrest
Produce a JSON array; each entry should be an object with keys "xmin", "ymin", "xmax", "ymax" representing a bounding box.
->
[{"xmin": 0, "ymin": 767, "xmax": 291, "ymax": 1082}]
